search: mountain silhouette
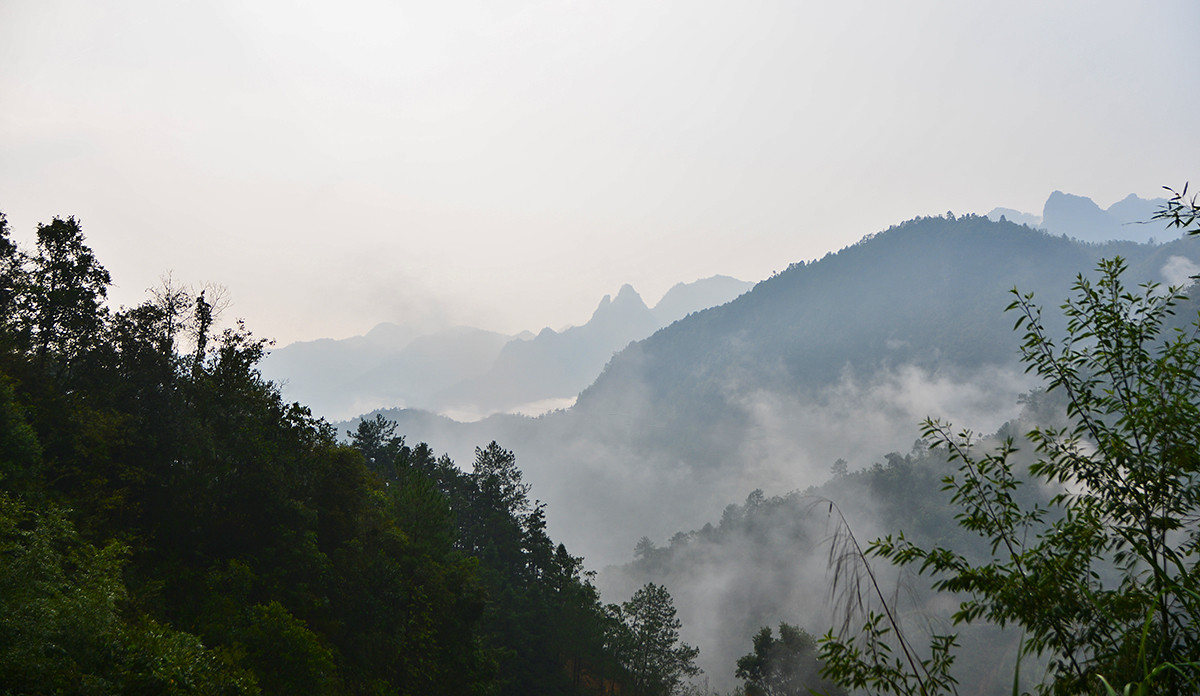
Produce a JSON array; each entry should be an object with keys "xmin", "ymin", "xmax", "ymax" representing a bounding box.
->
[
  {"xmin": 345, "ymin": 213, "xmax": 1200, "ymax": 565},
  {"xmin": 261, "ymin": 276, "xmax": 751, "ymax": 420},
  {"xmin": 988, "ymin": 191, "xmax": 1171, "ymax": 243}
]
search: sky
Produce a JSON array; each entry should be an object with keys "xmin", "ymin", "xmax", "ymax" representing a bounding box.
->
[{"xmin": 2, "ymin": 0, "xmax": 1198, "ymax": 346}]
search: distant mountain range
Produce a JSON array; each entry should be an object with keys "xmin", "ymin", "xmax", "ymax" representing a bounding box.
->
[
  {"xmin": 339, "ymin": 209, "xmax": 1199, "ymax": 566},
  {"xmin": 274, "ymin": 191, "xmax": 1170, "ymax": 423},
  {"xmin": 259, "ymin": 275, "xmax": 753, "ymax": 420},
  {"xmin": 986, "ymin": 191, "xmax": 1172, "ymax": 243}
]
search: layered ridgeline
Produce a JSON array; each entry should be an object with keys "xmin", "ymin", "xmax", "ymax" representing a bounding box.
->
[
  {"xmin": 596, "ymin": 389, "xmax": 1070, "ymax": 694},
  {"xmin": 352, "ymin": 213, "xmax": 1200, "ymax": 567},
  {"xmin": 261, "ymin": 275, "xmax": 752, "ymax": 420},
  {"xmin": 275, "ymin": 191, "xmax": 1172, "ymax": 424}
]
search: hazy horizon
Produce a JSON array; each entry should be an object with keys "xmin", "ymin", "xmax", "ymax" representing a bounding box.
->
[{"xmin": 4, "ymin": 1, "xmax": 1197, "ymax": 346}]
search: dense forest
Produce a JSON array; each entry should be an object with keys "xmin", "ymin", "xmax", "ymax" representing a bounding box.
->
[{"xmin": 0, "ymin": 212, "xmax": 701, "ymax": 695}]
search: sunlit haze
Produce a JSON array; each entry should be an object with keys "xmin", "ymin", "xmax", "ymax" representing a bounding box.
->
[{"xmin": 3, "ymin": 0, "xmax": 1197, "ymax": 345}]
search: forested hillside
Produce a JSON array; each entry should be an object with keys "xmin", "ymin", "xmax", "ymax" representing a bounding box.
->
[
  {"xmin": 603, "ymin": 194, "xmax": 1200, "ymax": 695},
  {"xmin": 0, "ymin": 212, "xmax": 702, "ymax": 695},
  {"xmin": 362, "ymin": 214, "xmax": 1199, "ymax": 565},
  {"xmin": 574, "ymin": 215, "xmax": 1197, "ymax": 454},
  {"xmin": 598, "ymin": 392, "xmax": 1063, "ymax": 694}
]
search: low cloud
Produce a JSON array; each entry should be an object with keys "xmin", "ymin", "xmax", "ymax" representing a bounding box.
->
[
  {"xmin": 1162, "ymin": 255, "xmax": 1199, "ymax": 288},
  {"xmin": 730, "ymin": 363, "xmax": 1035, "ymax": 494}
]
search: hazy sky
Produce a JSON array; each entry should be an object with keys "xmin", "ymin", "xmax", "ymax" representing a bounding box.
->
[{"xmin": 3, "ymin": 1, "xmax": 1197, "ymax": 345}]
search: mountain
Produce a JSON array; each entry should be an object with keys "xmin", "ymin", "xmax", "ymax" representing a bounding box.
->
[
  {"xmin": 594, "ymin": 402, "xmax": 1061, "ymax": 694},
  {"xmin": 651, "ymin": 275, "xmax": 755, "ymax": 325},
  {"xmin": 260, "ymin": 323, "xmax": 510, "ymax": 419},
  {"xmin": 352, "ymin": 214, "xmax": 1200, "ymax": 566},
  {"xmin": 258, "ymin": 320, "xmax": 443, "ymax": 417},
  {"xmin": 986, "ymin": 191, "xmax": 1173, "ymax": 243},
  {"xmin": 1042, "ymin": 191, "xmax": 1128, "ymax": 242},
  {"xmin": 260, "ymin": 276, "xmax": 752, "ymax": 420},
  {"xmin": 428, "ymin": 278, "xmax": 755, "ymax": 418},
  {"xmin": 1106, "ymin": 192, "xmax": 1169, "ymax": 227},
  {"xmin": 573, "ymin": 213, "xmax": 1197, "ymax": 461},
  {"xmin": 984, "ymin": 206, "xmax": 1042, "ymax": 227},
  {"xmin": 428, "ymin": 284, "xmax": 660, "ymax": 418}
]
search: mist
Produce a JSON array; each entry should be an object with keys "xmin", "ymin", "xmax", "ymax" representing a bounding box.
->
[
  {"xmin": 333, "ymin": 363, "xmax": 1037, "ymax": 692},
  {"xmin": 592, "ymin": 388, "xmax": 1060, "ymax": 693},
  {"xmin": 319, "ymin": 212, "xmax": 1197, "ymax": 692},
  {"xmin": 347, "ymin": 359, "xmax": 1033, "ymax": 568},
  {"xmin": 327, "ymin": 212, "xmax": 1200, "ymax": 571}
]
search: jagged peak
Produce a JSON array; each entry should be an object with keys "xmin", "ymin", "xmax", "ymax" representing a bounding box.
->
[
  {"xmin": 591, "ymin": 284, "xmax": 647, "ymax": 318},
  {"xmin": 613, "ymin": 283, "xmax": 643, "ymax": 304}
]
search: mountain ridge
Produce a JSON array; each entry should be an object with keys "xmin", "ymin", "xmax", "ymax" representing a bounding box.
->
[
  {"xmin": 260, "ymin": 274, "xmax": 753, "ymax": 420},
  {"xmin": 343, "ymin": 212, "xmax": 1200, "ymax": 566},
  {"xmin": 985, "ymin": 190, "xmax": 1171, "ymax": 242}
]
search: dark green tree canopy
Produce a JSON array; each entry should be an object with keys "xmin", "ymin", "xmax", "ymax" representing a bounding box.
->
[
  {"xmin": 0, "ymin": 212, "xmax": 637, "ymax": 696},
  {"xmin": 736, "ymin": 623, "xmax": 845, "ymax": 696},
  {"xmin": 607, "ymin": 583, "xmax": 700, "ymax": 696},
  {"xmin": 26, "ymin": 216, "xmax": 112, "ymax": 373}
]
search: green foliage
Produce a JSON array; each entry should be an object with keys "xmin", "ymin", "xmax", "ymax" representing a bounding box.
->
[
  {"xmin": 235, "ymin": 601, "xmax": 340, "ymax": 695},
  {"xmin": 0, "ymin": 208, "xmax": 658, "ymax": 695},
  {"xmin": 1156, "ymin": 183, "xmax": 1200, "ymax": 232},
  {"xmin": 607, "ymin": 583, "xmax": 700, "ymax": 696},
  {"xmin": 0, "ymin": 374, "xmax": 41, "ymax": 491},
  {"xmin": 0, "ymin": 493, "xmax": 256, "ymax": 695},
  {"xmin": 0, "ymin": 493, "xmax": 126, "ymax": 691},
  {"xmin": 0, "ymin": 212, "xmax": 23, "ymax": 343},
  {"xmin": 3, "ymin": 213, "xmax": 601, "ymax": 694},
  {"xmin": 818, "ymin": 191, "xmax": 1200, "ymax": 695},
  {"xmin": 23, "ymin": 216, "xmax": 112, "ymax": 376},
  {"xmin": 348, "ymin": 413, "xmax": 406, "ymax": 477},
  {"xmin": 735, "ymin": 623, "xmax": 845, "ymax": 696},
  {"xmin": 415, "ymin": 437, "xmax": 624, "ymax": 695}
]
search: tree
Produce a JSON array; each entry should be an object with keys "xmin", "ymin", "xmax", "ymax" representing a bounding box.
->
[
  {"xmin": 471, "ymin": 440, "xmax": 532, "ymax": 517},
  {"xmin": 0, "ymin": 493, "xmax": 256, "ymax": 694},
  {"xmin": 25, "ymin": 216, "xmax": 111, "ymax": 374},
  {"xmin": 736, "ymin": 623, "xmax": 845, "ymax": 696},
  {"xmin": 348, "ymin": 412, "xmax": 406, "ymax": 477},
  {"xmin": 610, "ymin": 583, "xmax": 700, "ymax": 696},
  {"xmin": 0, "ymin": 212, "xmax": 24, "ymax": 342},
  {"xmin": 819, "ymin": 191, "xmax": 1200, "ymax": 695},
  {"xmin": 0, "ymin": 212, "xmax": 519, "ymax": 694}
]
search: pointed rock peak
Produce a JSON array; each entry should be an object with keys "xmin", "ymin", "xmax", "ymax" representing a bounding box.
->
[
  {"xmin": 589, "ymin": 285, "xmax": 649, "ymax": 323},
  {"xmin": 592, "ymin": 285, "xmax": 645, "ymax": 313},
  {"xmin": 613, "ymin": 284, "xmax": 644, "ymax": 305},
  {"xmin": 1044, "ymin": 190, "xmax": 1102, "ymax": 214}
]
